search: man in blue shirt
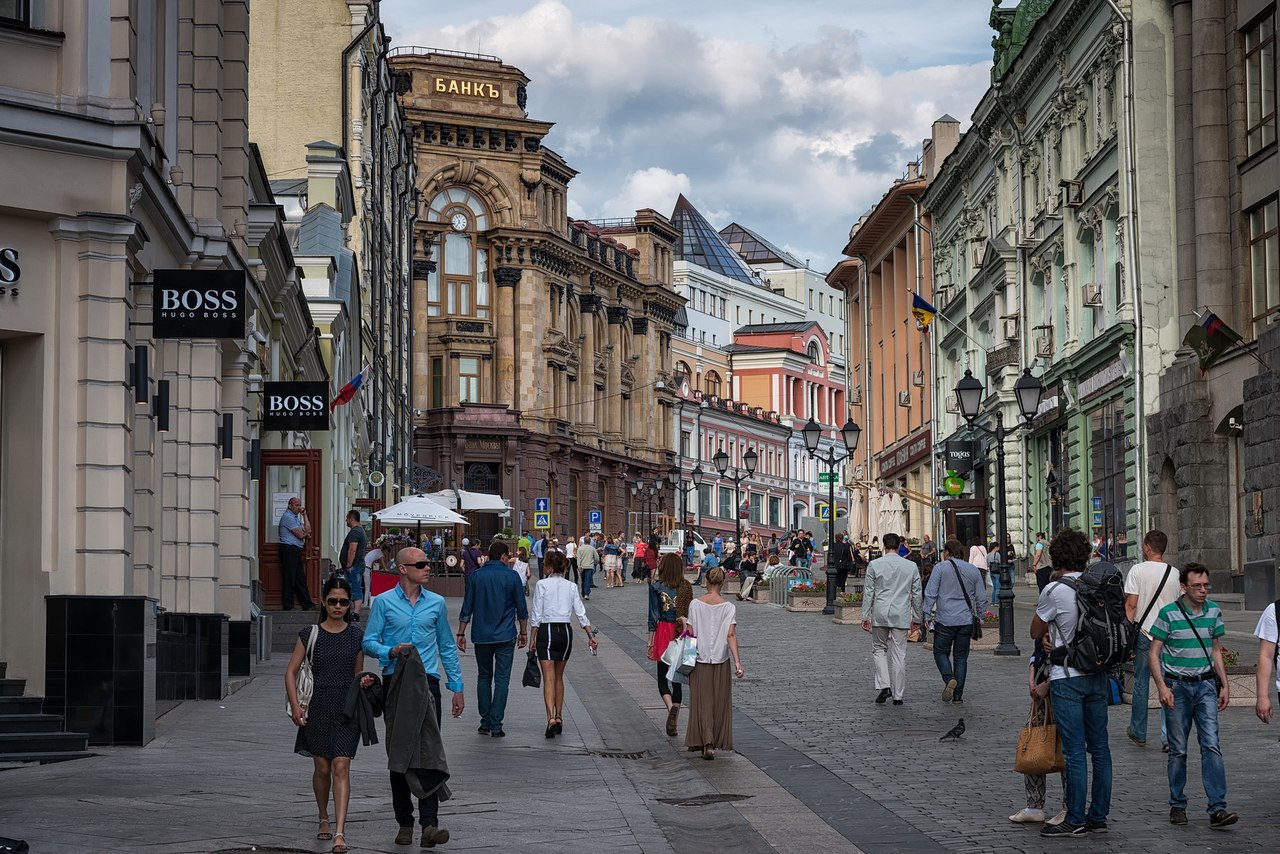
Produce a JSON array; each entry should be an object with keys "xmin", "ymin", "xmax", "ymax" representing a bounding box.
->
[
  {"xmin": 457, "ymin": 541, "xmax": 528, "ymax": 738},
  {"xmin": 277, "ymin": 496, "xmax": 314, "ymax": 610},
  {"xmin": 922, "ymin": 538, "xmax": 988, "ymax": 704},
  {"xmin": 363, "ymin": 546, "xmax": 465, "ymax": 848}
]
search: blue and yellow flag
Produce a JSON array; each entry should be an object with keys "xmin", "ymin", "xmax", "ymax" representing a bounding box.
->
[{"xmin": 911, "ymin": 292, "xmax": 938, "ymax": 331}]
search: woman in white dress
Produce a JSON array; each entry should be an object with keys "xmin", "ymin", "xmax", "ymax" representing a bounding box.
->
[{"xmin": 682, "ymin": 566, "xmax": 743, "ymax": 760}]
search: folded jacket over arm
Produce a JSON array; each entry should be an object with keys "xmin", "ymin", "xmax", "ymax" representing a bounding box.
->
[{"xmin": 384, "ymin": 647, "xmax": 452, "ymax": 802}]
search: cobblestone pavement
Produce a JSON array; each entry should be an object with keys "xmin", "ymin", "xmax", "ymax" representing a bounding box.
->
[
  {"xmin": 1, "ymin": 581, "xmax": 1274, "ymax": 854},
  {"xmin": 587, "ymin": 578, "xmax": 1279, "ymax": 854}
]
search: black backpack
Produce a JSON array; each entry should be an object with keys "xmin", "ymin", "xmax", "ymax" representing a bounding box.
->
[{"xmin": 1050, "ymin": 561, "xmax": 1137, "ymax": 674}]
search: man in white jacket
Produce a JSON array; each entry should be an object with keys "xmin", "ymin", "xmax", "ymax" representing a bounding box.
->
[{"xmin": 861, "ymin": 532, "xmax": 923, "ymax": 705}]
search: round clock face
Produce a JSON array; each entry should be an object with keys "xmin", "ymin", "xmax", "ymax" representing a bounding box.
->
[{"xmin": 450, "ymin": 212, "xmax": 469, "ymax": 231}]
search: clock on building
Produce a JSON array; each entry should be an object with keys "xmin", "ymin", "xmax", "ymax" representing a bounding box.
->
[{"xmin": 450, "ymin": 212, "xmax": 469, "ymax": 231}]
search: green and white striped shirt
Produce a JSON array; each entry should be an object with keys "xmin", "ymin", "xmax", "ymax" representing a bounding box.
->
[{"xmin": 1149, "ymin": 598, "xmax": 1224, "ymax": 677}]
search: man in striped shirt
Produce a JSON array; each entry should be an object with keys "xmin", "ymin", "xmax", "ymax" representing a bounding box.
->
[{"xmin": 1148, "ymin": 562, "xmax": 1238, "ymax": 830}]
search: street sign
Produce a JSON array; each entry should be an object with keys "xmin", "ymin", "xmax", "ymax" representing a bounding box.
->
[
  {"xmin": 818, "ymin": 472, "xmax": 835, "ymax": 484},
  {"xmin": 1091, "ymin": 496, "xmax": 1103, "ymax": 512},
  {"xmin": 1091, "ymin": 510, "xmax": 1103, "ymax": 527},
  {"xmin": 534, "ymin": 512, "xmax": 551, "ymax": 530},
  {"xmin": 817, "ymin": 503, "xmax": 831, "ymax": 520},
  {"xmin": 589, "ymin": 509, "xmax": 602, "ymax": 532},
  {"xmin": 535, "ymin": 497, "xmax": 550, "ymax": 512}
]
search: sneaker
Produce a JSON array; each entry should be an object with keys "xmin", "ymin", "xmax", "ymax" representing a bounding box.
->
[
  {"xmin": 477, "ymin": 726, "xmax": 490, "ymax": 735},
  {"xmin": 942, "ymin": 678, "xmax": 958, "ymax": 702},
  {"xmin": 395, "ymin": 826, "xmax": 414, "ymax": 845},
  {"xmin": 1169, "ymin": 807, "xmax": 1187, "ymax": 825},
  {"xmin": 1045, "ymin": 811, "xmax": 1067, "ymax": 827},
  {"xmin": 420, "ymin": 825, "xmax": 451, "ymax": 847},
  {"xmin": 490, "ymin": 730, "xmax": 506, "ymax": 738},
  {"xmin": 1125, "ymin": 726, "xmax": 1146, "ymax": 747},
  {"xmin": 1209, "ymin": 810, "xmax": 1238, "ymax": 829},
  {"xmin": 952, "ymin": 697, "xmax": 964, "ymax": 705},
  {"xmin": 892, "ymin": 699, "xmax": 904, "ymax": 705},
  {"xmin": 1008, "ymin": 808, "xmax": 1045, "ymax": 823},
  {"xmin": 1084, "ymin": 819, "xmax": 1108, "ymax": 833},
  {"xmin": 875, "ymin": 688, "xmax": 891, "ymax": 704},
  {"xmin": 1040, "ymin": 822, "xmax": 1085, "ymax": 838},
  {"xmin": 1161, "ymin": 743, "xmax": 1169, "ymax": 753}
]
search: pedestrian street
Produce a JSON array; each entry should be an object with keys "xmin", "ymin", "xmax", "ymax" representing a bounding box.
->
[{"xmin": 1, "ymin": 580, "xmax": 1277, "ymax": 853}]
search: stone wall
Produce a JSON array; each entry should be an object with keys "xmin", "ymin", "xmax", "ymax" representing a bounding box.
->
[{"xmin": 1243, "ymin": 326, "xmax": 1280, "ymax": 566}]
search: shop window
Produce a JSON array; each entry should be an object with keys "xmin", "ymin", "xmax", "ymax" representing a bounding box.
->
[
  {"xmin": 718, "ymin": 486, "xmax": 733, "ymax": 519},
  {"xmin": 430, "ymin": 357, "xmax": 444, "ymax": 409},
  {"xmin": 1249, "ymin": 198, "xmax": 1278, "ymax": 325},
  {"xmin": 1089, "ymin": 399, "xmax": 1129, "ymax": 558},
  {"xmin": 458, "ymin": 357, "xmax": 481, "ymax": 403},
  {"xmin": 1245, "ymin": 14, "xmax": 1276, "ymax": 156}
]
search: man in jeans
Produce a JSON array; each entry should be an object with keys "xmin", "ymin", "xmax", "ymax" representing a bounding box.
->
[
  {"xmin": 1123, "ymin": 529, "xmax": 1180, "ymax": 749},
  {"xmin": 922, "ymin": 538, "xmax": 987, "ymax": 704},
  {"xmin": 1148, "ymin": 562, "xmax": 1237, "ymax": 828},
  {"xmin": 575, "ymin": 536, "xmax": 599, "ymax": 599},
  {"xmin": 457, "ymin": 541, "xmax": 528, "ymax": 738},
  {"xmin": 1031, "ymin": 528, "xmax": 1112, "ymax": 838}
]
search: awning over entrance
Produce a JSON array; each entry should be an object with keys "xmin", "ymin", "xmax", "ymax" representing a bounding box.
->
[{"xmin": 427, "ymin": 488, "xmax": 512, "ymax": 515}]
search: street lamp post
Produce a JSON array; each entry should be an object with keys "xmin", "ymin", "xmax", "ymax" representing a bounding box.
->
[
  {"xmin": 954, "ymin": 367, "xmax": 1043, "ymax": 657},
  {"xmin": 632, "ymin": 478, "xmax": 662, "ymax": 536},
  {"xmin": 712, "ymin": 447, "xmax": 757, "ymax": 569},
  {"xmin": 667, "ymin": 464, "xmax": 704, "ymax": 526},
  {"xmin": 801, "ymin": 418, "xmax": 862, "ymax": 615}
]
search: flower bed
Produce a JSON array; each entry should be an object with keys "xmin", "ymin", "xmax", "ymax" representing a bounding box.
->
[
  {"xmin": 832, "ymin": 592, "xmax": 863, "ymax": 625},
  {"xmin": 786, "ymin": 580, "xmax": 827, "ymax": 613}
]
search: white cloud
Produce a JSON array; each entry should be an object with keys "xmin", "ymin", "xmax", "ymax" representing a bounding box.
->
[{"xmin": 381, "ymin": 0, "xmax": 991, "ymax": 269}]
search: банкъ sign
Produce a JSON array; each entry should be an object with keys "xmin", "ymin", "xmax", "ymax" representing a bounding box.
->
[
  {"xmin": 433, "ymin": 77, "xmax": 500, "ymax": 99},
  {"xmin": 153, "ymin": 269, "xmax": 245, "ymax": 339},
  {"xmin": 0, "ymin": 245, "xmax": 20, "ymax": 296},
  {"xmin": 262, "ymin": 382, "xmax": 330, "ymax": 431}
]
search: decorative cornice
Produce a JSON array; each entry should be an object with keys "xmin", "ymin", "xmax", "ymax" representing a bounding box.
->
[
  {"xmin": 412, "ymin": 259, "xmax": 436, "ymax": 280},
  {"xmin": 606, "ymin": 305, "xmax": 629, "ymax": 324},
  {"xmin": 494, "ymin": 266, "xmax": 521, "ymax": 288}
]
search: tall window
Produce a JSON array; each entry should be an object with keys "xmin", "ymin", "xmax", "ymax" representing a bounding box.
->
[
  {"xmin": 426, "ymin": 188, "xmax": 490, "ymax": 319},
  {"xmin": 698, "ymin": 484, "xmax": 713, "ymax": 516},
  {"xmin": 675, "ymin": 360, "xmax": 692, "ymax": 379},
  {"xmin": 704, "ymin": 370, "xmax": 722, "ymax": 397},
  {"xmin": 1250, "ymin": 198, "xmax": 1278, "ymax": 324},
  {"xmin": 768, "ymin": 496, "xmax": 782, "ymax": 528},
  {"xmin": 430, "ymin": 357, "xmax": 444, "ymax": 409},
  {"xmin": 718, "ymin": 485, "xmax": 733, "ymax": 518},
  {"xmin": 680, "ymin": 430, "xmax": 691, "ymax": 457},
  {"xmin": 749, "ymin": 492, "xmax": 763, "ymax": 524},
  {"xmin": 1245, "ymin": 14, "xmax": 1276, "ymax": 156},
  {"xmin": 1089, "ymin": 399, "xmax": 1129, "ymax": 552},
  {"xmin": 458, "ymin": 357, "xmax": 481, "ymax": 403}
]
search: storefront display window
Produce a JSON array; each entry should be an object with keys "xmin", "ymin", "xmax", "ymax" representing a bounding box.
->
[{"xmin": 1089, "ymin": 399, "xmax": 1129, "ymax": 558}]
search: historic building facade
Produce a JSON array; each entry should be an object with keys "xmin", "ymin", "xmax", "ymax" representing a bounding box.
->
[
  {"xmin": 922, "ymin": 0, "xmax": 1179, "ymax": 559},
  {"xmin": 390, "ymin": 49, "xmax": 684, "ymax": 540}
]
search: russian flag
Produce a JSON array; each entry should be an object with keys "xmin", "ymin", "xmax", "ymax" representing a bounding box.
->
[{"xmin": 330, "ymin": 365, "xmax": 370, "ymax": 412}]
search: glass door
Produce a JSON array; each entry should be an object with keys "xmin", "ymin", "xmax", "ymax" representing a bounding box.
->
[{"xmin": 258, "ymin": 449, "xmax": 322, "ymax": 609}]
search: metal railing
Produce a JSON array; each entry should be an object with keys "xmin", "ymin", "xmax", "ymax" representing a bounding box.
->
[{"xmin": 387, "ymin": 46, "xmax": 501, "ymax": 62}]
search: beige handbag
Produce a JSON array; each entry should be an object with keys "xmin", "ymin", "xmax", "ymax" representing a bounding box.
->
[
  {"xmin": 1014, "ymin": 697, "xmax": 1065, "ymax": 775},
  {"xmin": 287, "ymin": 625, "xmax": 319, "ymax": 717}
]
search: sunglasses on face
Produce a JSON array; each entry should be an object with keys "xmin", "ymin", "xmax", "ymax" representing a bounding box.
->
[
  {"xmin": 326, "ymin": 597, "xmax": 351, "ymax": 606},
  {"xmin": 406, "ymin": 561, "xmax": 429, "ymax": 569}
]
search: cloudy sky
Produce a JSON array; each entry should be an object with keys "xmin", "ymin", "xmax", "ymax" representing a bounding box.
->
[{"xmin": 380, "ymin": 0, "xmax": 997, "ymax": 272}]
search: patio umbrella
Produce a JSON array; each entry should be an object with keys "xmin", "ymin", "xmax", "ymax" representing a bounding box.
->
[
  {"xmin": 374, "ymin": 494, "xmax": 469, "ymax": 526},
  {"xmin": 427, "ymin": 488, "xmax": 512, "ymax": 515}
]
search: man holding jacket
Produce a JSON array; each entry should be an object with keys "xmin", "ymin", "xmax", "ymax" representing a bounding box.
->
[{"xmin": 861, "ymin": 532, "xmax": 922, "ymax": 705}]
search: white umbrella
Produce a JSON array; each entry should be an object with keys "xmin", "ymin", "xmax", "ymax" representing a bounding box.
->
[
  {"xmin": 427, "ymin": 488, "xmax": 511, "ymax": 515},
  {"xmin": 374, "ymin": 494, "xmax": 469, "ymax": 526}
]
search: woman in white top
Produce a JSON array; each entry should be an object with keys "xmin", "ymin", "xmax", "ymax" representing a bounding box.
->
[
  {"xmin": 969, "ymin": 538, "xmax": 991, "ymax": 600},
  {"xmin": 511, "ymin": 546, "xmax": 531, "ymax": 590},
  {"xmin": 528, "ymin": 551, "xmax": 596, "ymax": 739},
  {"xmin": 682, "ymin": 566, "xmax": 743, "ymax": 760}
]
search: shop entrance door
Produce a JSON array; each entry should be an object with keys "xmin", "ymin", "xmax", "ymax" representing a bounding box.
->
[
  {"xmin": 942, "ymin": 499, "xmax": 988, "ymax": 549},
  {"xmin": 258, "ymin": 450, "xmax": 323, "ymax": 609}
]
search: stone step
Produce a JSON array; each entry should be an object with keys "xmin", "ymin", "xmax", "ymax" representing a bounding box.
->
[
  {"xmin": 0, "ymin": 696, "xmax": 43, "ymax": 715},
  {"xmin": 0, "ymin": 750, "xmax": 96, "ymax": 766},
  {"xmin": 0, "ymin": 713, "xmax": 64, "ymax": 734},
  {"xmin": 0, "ymin": 731, "xmax": 89, "ymax": 755},
  {"xmin": 0, "ymin": 679, "xmax": 25, "ymax": 697}
]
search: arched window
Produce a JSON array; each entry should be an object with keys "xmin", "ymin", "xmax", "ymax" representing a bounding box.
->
[
  {"xmin": 425, "ymin": 188, "xmax": 491, "ymax": 319},
  {"xmin": 464, "ymin": 461, "xmax": 498, "ymax": 493},
  {"xmin": 704, "ymin": 370, "xmax": 722, "ymax": 397},
  {"xmin": 807, "ymin": 340, "xmax": 822, "ymax": 365},
  {"xmin": 675, "ymin": 361, "xmax": 693, "ymax": 379}
]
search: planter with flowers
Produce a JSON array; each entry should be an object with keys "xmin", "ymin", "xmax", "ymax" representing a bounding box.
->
[
  {"xmin": 720, "ymin": 569, "xmax": 741, "ymax": 595},
  {"xmin": 1221, "ymin": 646, "xmax": 1259, "ymax": 708},
  {"xmin": 969, "ymin": 610, "xmax": 1002, "ymax": 649},
  {"xmin": 833, "ymin": 592, "xmax": 863, "ymax": 625},
  {"xmin": 786, "ymin": 580, "xmax": 827, "ymax": 613}
]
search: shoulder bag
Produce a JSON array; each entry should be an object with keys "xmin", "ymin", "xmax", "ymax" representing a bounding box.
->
[
  {"xmin": 287, "ymin": 625, "xmax": 319, "ymax": 717},
  {"xmin": 1014, "ymin": 697, "xmax": 1065, "ymax": 775},
  {"xmin": 949, "ymin": 560, "xmax": 983, "ymax": 640},
  {"xmin": 1174, "ymin": 600, "xmax": 1226, "ymax": 700}
]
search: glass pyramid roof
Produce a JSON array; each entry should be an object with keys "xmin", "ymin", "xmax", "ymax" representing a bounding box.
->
[
  {"xmin": 670, "ymin": 195, "xmax": 758, "ymax": 285},
  {"xmin": 719, "ymin": 222, "xmax": 805, "ymax": 268}
]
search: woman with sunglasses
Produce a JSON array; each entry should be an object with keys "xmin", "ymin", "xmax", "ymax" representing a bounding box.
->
[{"xmin": 286, "ymin": 576, "xmax": 371, "ymax": 853}]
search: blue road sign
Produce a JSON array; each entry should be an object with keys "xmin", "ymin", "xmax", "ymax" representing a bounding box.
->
[
  {"xmin": 1091, "ymin": 510, "xmax": 1103, "ymax": 527},
  {"xmin": 534, "ymin": 512, "xmax": 551, "ymax": 530},
  {"xmin": 535, "ymin": 497, "xmax": 550, "ymax": 512},
  {"xmin": 589, "ymin": 510, "xmax": 602, "ymax": 524},
  {"xmin": 1091, "ymin": 496, "xmax": 1103, "ymax": 512},
  {"xmin": 817, "ymin": 503, "xmax": 831, "ymax": 520}
]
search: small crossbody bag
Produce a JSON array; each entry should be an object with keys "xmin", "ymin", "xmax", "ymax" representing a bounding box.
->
[
  {"xmin": 947, "ymin": 560, "xmax": 983, "ymax": 640},
  {"xmin": 1174, "ymin": 600, "xmax": 1225, "ymax": 699}
]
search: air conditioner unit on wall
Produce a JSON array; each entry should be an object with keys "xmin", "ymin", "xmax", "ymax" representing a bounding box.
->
[
  {"xmin": 1035, "ymin": 334, "xmax": 1054, "ymax": 358},
  {"xmin": 1003, "ymin": 317, "xmax": 1020, "ymax": 341},
  {"xmin": 971, "ymin": 244, "xmax": 985, "ymax": 269},
  {"xmin": 898, "ymin": 390, "xmax": 911, "ymax": 407},
  {"xmin": 1063, "ymin": 180, "xmax": 1084, "ymax": 208},
  {"xmin": 849, "ymin": 386, "xmax": 863, "ymax": 405},
  {"xmin": 912, "ymin": 370, "xmax": 925, "ymax": 387},
  {"xmin": 1083, "ymin": 283, "xmax": 1103, "ymax": 308},
  {"xmin": 945, "ymin": 393, "xmax": 959, "ymax": 413}
]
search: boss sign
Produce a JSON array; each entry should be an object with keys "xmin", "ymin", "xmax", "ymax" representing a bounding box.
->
[
  {"xmin": 152, "ymin": 269, "xmax": 246, "ymax": 339},
  {"xmin": 262, "ymin": 381, "xmax": 330, "ymax": 431}
]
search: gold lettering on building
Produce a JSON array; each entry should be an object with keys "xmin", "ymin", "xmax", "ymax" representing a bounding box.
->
[{"xmin": 434, "ymin": 78, "xmax": 501, "ymax": 99}]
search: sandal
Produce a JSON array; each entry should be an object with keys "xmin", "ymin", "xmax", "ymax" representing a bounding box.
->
[
  {"xmin": 317, "ymin": 817, "xmax": 333, "ymax": 840},
  {"xmin": 553, "ymin": 717, "xmax": 563, "ymax": 735},
  {"xmin": 332, "ymin": 831, "xmax": 348, "ymax": 853}
]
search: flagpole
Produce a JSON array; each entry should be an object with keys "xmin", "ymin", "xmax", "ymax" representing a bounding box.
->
[{"xmin": 1193, "ymin": 306, "xmax": 1273, "ymax": 374}]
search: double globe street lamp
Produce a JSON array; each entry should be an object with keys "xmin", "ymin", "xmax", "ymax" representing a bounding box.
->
[
  {"xmin": 801, "ymin": 418, "xmax": 862, "ymax": 615},
  {"xmin": 631, "ymin": 478, "xmax": 663, "ymax": 536},
  {"xmin": 711, "ymin": 447, "xmax": 757, "ymax": 567},
  {"xmin": 954, "ymin": 367, "xmax": 1043, "ymax": 656},
  {"xmin": 666, "ymin": 463, "xmax": 704, "ymax": 527}
]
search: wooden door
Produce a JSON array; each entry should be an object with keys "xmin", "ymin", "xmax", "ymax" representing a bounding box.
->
[{"xmin": 258, "ymin": 449, "xmax": 324, "ymax": 609}]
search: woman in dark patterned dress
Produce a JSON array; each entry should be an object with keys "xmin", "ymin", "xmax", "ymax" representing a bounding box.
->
[{"xmin": 285, "ymin": 576, "xmax": 370, "ymax": 853}]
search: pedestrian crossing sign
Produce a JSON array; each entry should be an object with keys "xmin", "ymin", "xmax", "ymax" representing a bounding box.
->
[
  {"xmin": 534, "ymin": 512, "xmax": 551, "ymax": 530},
  {"xmin": 817, "ymin": 503, "xmax": 831, "ymax": 520}
]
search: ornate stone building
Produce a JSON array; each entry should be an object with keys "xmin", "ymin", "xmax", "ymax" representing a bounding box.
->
[{"xmin": 389, "ymin": 49, "xmax": 684, "ymax": 540}]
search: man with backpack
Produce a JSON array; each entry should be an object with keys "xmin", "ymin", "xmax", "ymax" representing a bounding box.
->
[
  {"xmin": 1123, "ymin": 529, "xmax": 1181, "ymax": 749},
  {"xmin": 1030, "ymin": 528, "xmax": 1114, "ymax": 838},
  {"xmin": 1148, "ymin": 562, "xmax": 1237, "ymax": 829}
]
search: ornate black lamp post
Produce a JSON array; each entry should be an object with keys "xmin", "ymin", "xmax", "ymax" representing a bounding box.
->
[
  {"xmin": 631, "ymin": 478, "xmax": 662, "ymax": 534},
  {"xmin": 711, "ymin": 447, "xmax": 757, "ymax": 567},
  {"xmin": 801, "ymin": 418, "xmax": 862, "ymax": 615},
  {"xmin": 667, "ymin": 464, "xmax": 704, "ymax": 525},
  {"xmin": 954, "ymin": 367, "xmax": 1043, "ymax": 656}
]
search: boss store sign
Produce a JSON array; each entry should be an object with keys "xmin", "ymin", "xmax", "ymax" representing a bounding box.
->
[
  {"xmin": 153, "ymin": 269, "xmax": 245, "ymax": 339},
  {"xmin": 262, "ymin": 382, "xmax": 330, "ymax": 431}
]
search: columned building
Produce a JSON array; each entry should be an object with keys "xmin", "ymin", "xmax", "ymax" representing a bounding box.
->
[{"xmin": 390, "ymin": 49, "xmax": 684, "ymax": 540}]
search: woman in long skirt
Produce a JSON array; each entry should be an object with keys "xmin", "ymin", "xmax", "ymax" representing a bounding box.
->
[{"xmin": 683, "ymin": 566, "xmax": 743, "ymax": 760}]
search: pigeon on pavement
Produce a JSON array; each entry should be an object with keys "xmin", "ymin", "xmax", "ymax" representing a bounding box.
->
[{"xmin": 939, "ymin": 718, "xmax": 965, "ymax": 741}]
